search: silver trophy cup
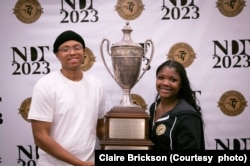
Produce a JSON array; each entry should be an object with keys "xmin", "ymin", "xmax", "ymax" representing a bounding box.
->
[{"xmin": 100, "ymin": 22, "xmax": 154, "ymax": 107}]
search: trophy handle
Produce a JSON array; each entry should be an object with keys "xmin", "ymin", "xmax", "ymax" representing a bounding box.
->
[
  {"xmin": 100, "ymin": 38, "xmax": 116, "ymax": 80},
  {"xmin": 136, "ymin": 39, "xmax": 154, "ymax": 83}
]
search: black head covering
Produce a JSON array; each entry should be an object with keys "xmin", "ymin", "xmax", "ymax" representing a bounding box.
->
[{"xmin": 53, "ymin": 30, "xmax": 85, "ymax": 53}]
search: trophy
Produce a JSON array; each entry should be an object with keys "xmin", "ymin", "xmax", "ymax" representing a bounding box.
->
[
  {"xmin": 100, "ymin": 22, "xmax": 154, "ymax": 150},
  {"xmin": 100, "ymin": 22, "xmax": 154, "ymax": 107}
]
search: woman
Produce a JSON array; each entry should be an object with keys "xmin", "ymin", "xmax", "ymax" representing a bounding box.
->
[{"xmin": 149, "ymin": 60, "xmax": 205, "ymax": 150}]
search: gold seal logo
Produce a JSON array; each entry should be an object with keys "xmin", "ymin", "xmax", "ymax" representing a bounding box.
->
[
  {"xmin": 216, "ymin": 0, "xmax": 246, "ymax": 17},
  {"xmin": 13, "ymin": 0, "xmax": 43, "ymax": 24},
  {"xmin": 131, "ymin": 93, "xmax": 147, "ymax": 111},
  {"xmin": 115, "ymin": 0, "xmax": 145, "ymax": 20},
  {"xmin": 18, "ymin": 97, "xmax": 32, "ymax": 122},
  {"xmin": 218, "ymin": 90, "xmax": 247, "ymax": 116},
  {"xmin": 167, "ymin": 42, "xmax": 196, "ymax": 68},
  {"xmin": 81, "ymin": 47, "xmax": 96, "ymax": 71},
  {"xmin": 156, "ymin": 124, "xmax": 166, "ymax": 136}
]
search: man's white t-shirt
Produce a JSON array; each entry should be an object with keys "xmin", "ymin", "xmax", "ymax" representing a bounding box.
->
[{"xmin": 28, "ymin": 70, "xmax": 106, "ymax": 166}]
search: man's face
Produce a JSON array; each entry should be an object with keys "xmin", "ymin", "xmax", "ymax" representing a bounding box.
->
[{"xmin": 55, "ymin": 40, "xmax": 85, "ymax": 71}]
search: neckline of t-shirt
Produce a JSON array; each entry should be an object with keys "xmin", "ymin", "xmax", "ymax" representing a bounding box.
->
[{"xmin": 57, "ymin": 70, "xmax": 85, "ymax": 84}]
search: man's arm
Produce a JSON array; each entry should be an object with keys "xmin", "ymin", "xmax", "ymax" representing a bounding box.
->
[{"xmin": 31, "ymin": 120, "xmax": 94, "ymax": 166}]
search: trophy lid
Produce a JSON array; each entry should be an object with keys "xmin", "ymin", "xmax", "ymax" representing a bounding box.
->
[{"xmin": 112, "ymin": 22, "xmax": 142, "ymax": 47}]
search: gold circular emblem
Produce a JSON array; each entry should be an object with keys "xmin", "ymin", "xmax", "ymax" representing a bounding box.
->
[
  {"xmin": 218, "ymin": 90, "xmax": 247, "ymax": 116},
  {"xmin": 18, "ymin": 97, "xmax": 32, "ymax": 122},
  {"xmin": 156, "ymin": 124, "xmax": 166, "ymax": 136},
  {"xmin": 81, "ymin": 47, "xmax": 96, "ymax": 71},
  {"xmin": 13, "ymin": 0, "xmax": 43, "ymax": 24},
  {"xmin": 131, "ymin": 93, "xmax": 147, "ymax": 111},
  {"xmin": 216, "ymin": 0, "xmax": 246, "ymax": 17},
  {"xmin": 115, "ymin": 0, "xmax": 145, "ymax": 20},
  {"xmin": 167, "ymin": 42, "xmax": 196, "ymax": 68}
]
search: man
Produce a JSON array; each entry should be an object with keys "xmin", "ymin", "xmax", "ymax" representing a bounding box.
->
[{"xmin": 28, "ymin": 30, "xmax": 106, "ymax": 166}]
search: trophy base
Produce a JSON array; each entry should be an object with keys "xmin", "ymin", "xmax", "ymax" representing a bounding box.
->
[
  {"xmin": 100, "ymin": 139, "xmax": 154, "ymax": 150},
  {"xmin": 100, "ymin": 106, "xmax": 154, "ymax": 150}
]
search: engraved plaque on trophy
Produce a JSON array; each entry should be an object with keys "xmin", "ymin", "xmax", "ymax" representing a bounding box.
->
[{"xmin": 100, "ymin": 22, "xmax": 154, "ymax": 150}]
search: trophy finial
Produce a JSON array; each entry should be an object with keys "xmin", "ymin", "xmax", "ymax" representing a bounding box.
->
[{"xmin": 116, "ymin": 22, "xmax": 141, "ymax": 47}]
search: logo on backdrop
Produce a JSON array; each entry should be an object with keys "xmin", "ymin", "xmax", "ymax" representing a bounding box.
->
[
  {"xmin": 13, "ymin": 0, "xmax": 43, "ymax": 24},
  {"xmin": 161, "ymin": 0, "xmax": 200, "ymax": 20},
  {"xmin": 17, "ymin": 145, "xmax": 38, "ymax": 165},
  {"xmin": 60, "ymin": 0, "xmax": 99, "ymax": 23},
  {"xmin": 81, "ymin": 47, "xmax": 96, "ymax": 71},
  {"xmin": 216, "ymin": 0, "xmax": 246, "ymax": 17},
  {"xmin": 115, "ymin": 0, "xmax": 145, "ymax": 20},
  {"xmin": 19, "ymin": 97, "xmax": 32, "ymax": 122},
  {"xmin": 167, "ymin": 42, "xmax": 196, "ymax": 68},
  {"xmin": 217, "ymin": 90, "xmax": 247, "ymax": 116},
  {"xmin": 212, "ymin": 39, "xmax": 250, "ymax": 69},
  {"xmin": 0, "ymin": 113, "xmax": 2, "ymax": 125},
  {"xmin": 215, "ymin": 138, "xmax": 250, "ymax": 150},
  {"xmin": 0, "ymin": 97, "xmax": 3, "ymax": 125},
  {"xmin": 131, "ymin": 94, "xmax": 147, "ymax": 111},
  {"xmin": 11, "ymin": 46, "xmax": 50, "ymax": 75}
]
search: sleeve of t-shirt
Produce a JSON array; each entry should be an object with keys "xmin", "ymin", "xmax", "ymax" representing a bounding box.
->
[
  {"xmin": 28, "ymin": 81, "xmax": 54, "ymax": 122},
  {"xmin": 98, "ymin": 83, "xmax": 108, "ymax": 119}
]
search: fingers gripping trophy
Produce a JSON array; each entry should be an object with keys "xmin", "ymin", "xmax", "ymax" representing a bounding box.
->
[{"xmin": 100, "ymin": 22, "xmax": 154, "ymax": 150}]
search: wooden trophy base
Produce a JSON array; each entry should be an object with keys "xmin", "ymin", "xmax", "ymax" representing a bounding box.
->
[{"xmin": 100, "ymin": 106, "xmax": 154, "ymax": 150}]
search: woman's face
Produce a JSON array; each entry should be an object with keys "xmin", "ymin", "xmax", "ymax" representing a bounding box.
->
[{"xmin": 156, "ymin": 66, "xmax": 181, "ymax": 100}]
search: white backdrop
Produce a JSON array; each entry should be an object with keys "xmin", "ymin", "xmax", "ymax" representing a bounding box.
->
[{"xmin": 0, "ymin": 0, "xmax": 249, "ymax": 165}]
